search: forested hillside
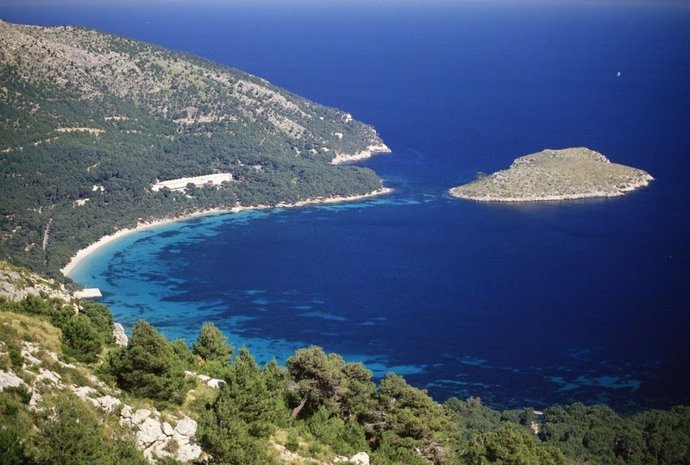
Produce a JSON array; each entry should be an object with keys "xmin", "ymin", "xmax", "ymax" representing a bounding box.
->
[
  {"xmin": 1, "ymin": 261, "xmax": 689, "ymax": 465},
  {"xmin": 0, "ymin": 20, "xmax": 388, "ymax": 276}
]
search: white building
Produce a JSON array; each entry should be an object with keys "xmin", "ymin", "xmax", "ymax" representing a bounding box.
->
[{"xmin": 151, "ymin": 173, "xmax": 233, "ymax": 192}]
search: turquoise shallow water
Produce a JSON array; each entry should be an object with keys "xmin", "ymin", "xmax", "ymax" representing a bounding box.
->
[
  {"xmin": 70, "ymin": 184, "xmax": 689, "ymax": 411},
  {"xmin": 6, "ymin": 1, "xmax": 689, "ymax": 411}
]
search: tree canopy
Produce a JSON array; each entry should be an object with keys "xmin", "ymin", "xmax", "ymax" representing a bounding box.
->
[
  {"xmin": 193, "ymin": 322, "xmax": 233, "ymax": 363},
  {"xmin": 103, "ymin": 320, "xmax": 191, "ymax": 403},
  {"xmin": 3, "ymin": 293, "xmax": 689, "ymax": 465}
]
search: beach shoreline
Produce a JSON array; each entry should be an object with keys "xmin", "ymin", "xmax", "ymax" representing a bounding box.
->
[{"xmin": 61, "ymin": 187, "xmax": 393, "ymax": 278}]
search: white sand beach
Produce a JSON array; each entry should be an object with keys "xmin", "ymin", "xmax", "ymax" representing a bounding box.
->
[{"xmin": 61, "ymin": 187, "xmax": 393, "ymax": 277}]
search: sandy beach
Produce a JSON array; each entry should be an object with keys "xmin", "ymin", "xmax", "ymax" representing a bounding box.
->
[{"xmin": 61, "ymin": 187, "xmax": 393, "ymax": 277}]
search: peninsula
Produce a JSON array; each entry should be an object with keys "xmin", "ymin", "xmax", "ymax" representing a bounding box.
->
[
  {"xmin": 0, "ymin": 20, "xmax": 391, "ymax": 276},
  {"xmin": 449, "ymin": 147, "xmax": 653, "ymax": 202}
]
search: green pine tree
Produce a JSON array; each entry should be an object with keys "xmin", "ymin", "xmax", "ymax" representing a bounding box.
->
[
  {"xmin": 193, "ymin": 322, "xmax": 233, "ymax": 363},
  {"xmin": 104, "ymin": 320, "xmax": 190, "ymax": 403}
]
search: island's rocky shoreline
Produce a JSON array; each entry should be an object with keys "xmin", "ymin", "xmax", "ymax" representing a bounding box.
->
[{"xmin": 449, "ymin": 147, "xmax": 653, "ymax": 202}]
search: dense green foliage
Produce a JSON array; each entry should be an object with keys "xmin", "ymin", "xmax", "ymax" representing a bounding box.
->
[
  {"xmin": 102, "ymin": 320, "xmax": 192, "ymax": 403},
  {"xmin": 78, "ymin": 300, "xmax": 115, "ymax": 344},
  {"xmin": 60, "ymin": 314, "xmax": 103, "ymax": 362},
  {"xmin": 32, "ymin": 392, "xmax": 149, "ymax": 465},
  {"xmin": 0, "ymin": 294, "xmax": 108, "ymax": 362},
  {"xmin": 0, "ymin": 20, "xmax": 387, "ymax": 277},
  {"xmin": 0, "ymin": 306, "xmax": 148, "ymax": 465},
  {"xmin": 2, "ymin": 290, "xmax": 690, "ymax": 465},
  {"xmin": 539, "ymin": 402, "xmax": 690, "ymax": 465},
  {"xmin": 460, "ymin": 423, "xmax": 566, "ymax": 465},
  {"xmin": 193, "ymin": 322, "xmax": 233, "ymax": 363},
  {"xmin": 198, "ymin": 348, "xmax": 286, "ymax": 465}
]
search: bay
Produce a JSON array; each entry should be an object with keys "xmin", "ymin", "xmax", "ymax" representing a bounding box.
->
[{"xmin": 5, "ymin": 0, "xmax": 689, "ymax": 411}]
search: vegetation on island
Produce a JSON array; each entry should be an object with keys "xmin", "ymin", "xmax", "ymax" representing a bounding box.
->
[
  {"xmin": 450, "ymin": 147, "xmax": 653, "ymax": 202},
  {"xmin": 1, "ymin": 280, "xmax": 688, "ymax": 465},
  {"xmin": 0, "ymin": 19, "xmax": 387, "ymax": 277}
]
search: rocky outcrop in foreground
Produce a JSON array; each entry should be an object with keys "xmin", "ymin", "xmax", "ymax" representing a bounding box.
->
[
  {"xmin": 0, "ymin": 333, "xmax": 203, "ymax": 463},
  {"xmin": 0, "ymin": 261, "xmax": 71, "ymax": 302},
  {"xmin": 118, "ymin": 406, "xmax": 202, "ymax": 462},
  {"xmin": 450, "ymin": 147, "xmax": 653, "ymax": 202}
]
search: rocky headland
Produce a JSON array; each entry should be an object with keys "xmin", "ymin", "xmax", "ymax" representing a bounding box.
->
[
  {"xmin": 331, "ymin": 142, "xmax": 392, "ymax": 164},
  {"xmin": 449, "ymin": 147, "xmax": 653, "ymax": 202}
]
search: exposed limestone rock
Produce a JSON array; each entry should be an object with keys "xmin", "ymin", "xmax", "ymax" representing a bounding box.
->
[
  {"xmin": 95, "ymin": 395, "xmax": 121, "ymax": 412},
  {"xmin": 0, "ymin": 261, "xmax": 72, "ymax": 302},
  {"xmin": 73, "ymin": 385, "xmax": 98, "ymax": 398},
  {"xmin": 271, "ymin": 441, "xmax": 310, "ymax": 463},
  {"xmin": 36, "ymin": 367, "xmax": 62, "ymax": 387},
  {"xmin": 85, "ymin": 373, "xmax": 109, "ymax": 390},
  {"xmin": 206, "ymin": 378, "xmax": 225, "ymax": 389},
  {"xmin": 47, "ymin": 350, "xmax": 77, "ymax": 369},
  {"xmin": 151, "ymin": 443, "xmax": 172, "ymax": 461},
  {"xmin": 162, "ymin": 421, "xmax": 175, "ymax": 436},
  {"xmin": 272, "ymin": 437, "xmax": 370, "ymax": 465},
  {"xmin": 113, "ymin": 322, "xmax": 129, "ymax": 346},
  {"xmin": 28, "ymin": 389, "xmax": 42, "ymax": 410},
  {"xmin": 186, "ymin": 370, "xmax": 226, "ymax": 389},
  {"xmin": 121, "ymin": 404, "xmax": 133, "ymax": 420},
  {"xmin": 176, "ymin": 443, "xmax": 203, "ymax": 462},
  {"xmin": 0, "ymin": 370, "xmax": 42, "ymax": 411},
  {"xmin": 349, "ymin": 452, "xmax": 370, "ymax": 465},
  {"xmin": 331, "ymin": 142, "xmax": 391, "ymax": 165},
  {"xmin": 118, "ymin": 406, "xmax": 202, "ymax": 463},
  {"xmin": 132, "ymin": 408, "xmax": 152, "ymax": 425},
  {"xmin": 0, "ymin": 369, "xmax": 25, "ymax": 390},
  {"xmin": 174, "ymin": 416, "xmax": 197, "ymax": 437},
  {"xmin": 71, "ymin": 385, "xmax": 120, "ymax": 412},
  {"xmin": 20, "ymin": 341, "xmax": 42, "ymax": 367},
  {"xmin": 137, "ymin": 417, "xmax": 164, "ymax": 447},
  {"xmin": 333, "ymin": 453, "xmax": 370, "ymax": 465}
]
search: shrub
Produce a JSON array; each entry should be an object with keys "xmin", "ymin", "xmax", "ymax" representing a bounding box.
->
[
  {"xmin": 192, "ymin": 322, "xmax": 232, "ymax": 363},
  {"xmin": 61, "ymin": 314, "xmax": 103, "ymax": 363},
  {"xmin": 0, "ymin": 427, "xmax": 33, "ymax": 465},
  {"xmin": 305, "ymin": 406, "xmax": 368, "ymax": 456},
  {"xmin": 103, "ymin": 320, "xmax": 190, "ymax": 403},
  {"xmin": 9, "ymin": 347, "xmax": 24, "ymax": 369},
  {"xmin": 78, "ymin": 301, "xmax": 114, "ymax": 344}
]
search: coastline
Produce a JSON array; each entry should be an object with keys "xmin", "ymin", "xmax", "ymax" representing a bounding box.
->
[
  {"xmin": 448, "ymin": 148, "xmax": 654, "ymax": 203},
  {"xmin": 61, "ymin": 187, "xmax": 393, "ymax": 278},
  {"xmin": 331, "ymin": 143, "xmax": 392, "ymax": 165},
  {"xmin": 448, "ymin": 175, "xmax": 653, "ymax": 202}
]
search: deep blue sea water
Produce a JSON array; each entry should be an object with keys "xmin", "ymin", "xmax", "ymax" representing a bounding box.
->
[{"xmin": 4, "ymin": 1, "xmax": 689, "ymax": 412}]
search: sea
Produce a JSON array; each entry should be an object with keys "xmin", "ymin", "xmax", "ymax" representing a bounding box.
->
[{"xmin": 3, "ymin": 0, "xmax": 689, "ymax": 412}]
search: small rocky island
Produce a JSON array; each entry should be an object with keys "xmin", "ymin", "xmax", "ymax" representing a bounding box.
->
[{"xmin": 449, "ymin": 147, "xmax": 653, "ymax": 202}]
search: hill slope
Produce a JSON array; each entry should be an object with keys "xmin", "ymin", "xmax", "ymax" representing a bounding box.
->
[
  {"xmin": 0, "ymin": 19, "xmax": 390, "ymax": 276},
  {"xmin": 2, "ymin": 260, "xmax": 689, "ymax": 465}
]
